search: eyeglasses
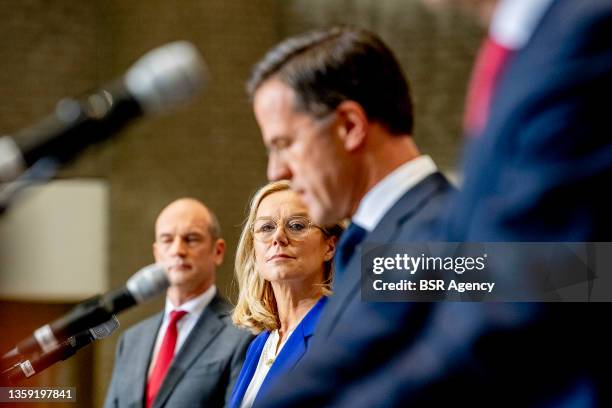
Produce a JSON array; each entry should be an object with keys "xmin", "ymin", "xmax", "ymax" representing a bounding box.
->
[{"xmin": 253, "ymin": 216, "xmax": 321, "ymax": 242}]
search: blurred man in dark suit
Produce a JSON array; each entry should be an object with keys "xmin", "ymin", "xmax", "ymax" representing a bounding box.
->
[
  {"xmin": 248, "ymin": 0, "xmax": 612, "ymax": 403},
  {"xmin": 437, "ymin": 0, "xmax": 612, "ymax": 241},
  {"xmin": 335, "ymin": 0, "xmax": 609, "ymax": 406},
  {"xmin": 247, "ymin": 26, "xmax": 454, "ymax": 407},
  {"xmin": 444, "ymin": 0, "xmax": 612, "ymax": 405}
]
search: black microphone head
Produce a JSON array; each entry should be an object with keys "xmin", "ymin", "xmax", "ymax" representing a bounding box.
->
[
  {"xmin": 1, "ymin": 348, "xmax": 23, "ymax": 372},
  {"xmin": 126, "ymin": 263, "xmax": 169, "ymax": 303},
  {"xmin": 88, "ymin": 316, "xmax": 120, "ymax": 340},
  {"xmin": 125, "ymin": 41, "xmax": 208, "ymax": 113}
]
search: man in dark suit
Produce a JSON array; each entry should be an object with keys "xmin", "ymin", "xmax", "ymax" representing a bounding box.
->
[
  {"xmin": 444, "ymin": 0, "xmax": 611, "ymax": 405},
  {"xmin": 278, "ymin": 1, "xmax": 609, "ymax": 406},
  {"xmin": 249, "ymin": 2, "xmax": 612, "ymax": 403},
  {"xmin": 104, "ymin": 198, "xmax": 252, "ymax": 408},
  {"xmin": 447, "ymin": 0, "xmax": 612, "ymax": 242},
  {"xmin": 247, "ymin": 26, "xmax": 453, "ymax": 407},
  {"xmin": 357, "ymin": 0, "xmax": 611, "ymax": 404}
]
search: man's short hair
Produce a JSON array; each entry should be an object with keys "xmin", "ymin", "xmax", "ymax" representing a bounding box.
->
[
  {"xmin": 247, "ymin": 25, "xmax": 414, "ymax": 135},
  {"xmin": 207, "ymin": 210, "xmax": 222, "ymax": 241}
]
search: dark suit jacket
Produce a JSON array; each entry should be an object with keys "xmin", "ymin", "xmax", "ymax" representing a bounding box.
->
[
  {"xmin": 255, "ymin": 172, "xmax": 454, "ymax": 407},
  {"xmin": 322, "ymin": 1, "xmax": 611, "ymax": 405},
  {"xmin": 256, "ymin": 1, "xmax": 612, "ymax": 406},
  {"xmin": 449, "ymin": 0, "xmax": 612, "ymax": 242},
  {"xmin": 104, "ymin": 293, "xmax": 252, "ymax": 408},
  {"xmin": 321, "ymin": 1, "xmax": 608, "ymax": 406},
  {"xmin": 441, "ymin": 0, "xmax": 612, "ymax": 404},
  {"xmin": 228, "ymin": 297, "xmax": 327, "ymax": 408}
]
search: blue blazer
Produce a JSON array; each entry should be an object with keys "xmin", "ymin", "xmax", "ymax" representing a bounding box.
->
[{"xmin": 228, "ymin": 296, "xmax": 328, "ymax": 408}]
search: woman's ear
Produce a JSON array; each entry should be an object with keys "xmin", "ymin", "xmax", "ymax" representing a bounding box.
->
[{"xmin": 324, "ymin": 235, "xmax": 338, "ymax": 261}]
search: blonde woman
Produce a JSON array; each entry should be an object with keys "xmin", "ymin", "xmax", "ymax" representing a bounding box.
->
[{"xmin": 229, "ymin": 181, "xmax": 343, "ymax": 408}]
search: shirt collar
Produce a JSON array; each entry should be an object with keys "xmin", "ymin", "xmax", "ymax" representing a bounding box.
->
[
  {"xmin": 490, "ymin": 0, "xmax": 554, "ymax": 49},
  {"xmin": 352, "ymin": 155, "xmax": 437, "ymax": 232},
  {"xmin": 164, "ymin": 284, "xmax": 216, "ymax": 319}
]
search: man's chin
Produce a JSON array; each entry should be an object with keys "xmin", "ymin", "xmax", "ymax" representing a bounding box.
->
[{"xmin": 167, "ymin": 270, "xmax": 192, "ymax": 284}]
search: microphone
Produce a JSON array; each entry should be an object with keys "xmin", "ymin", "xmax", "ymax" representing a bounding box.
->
[
  {"xmin": 2, "ymin": 263, "xmax": 168, "ymax": 362},
  {"xmin": 0, "ymin": 40, "xmax": 207, "ymax": 182},
  {"xmin": 1, "ymin": 316, "xmax": 119, "ymax": 385}
]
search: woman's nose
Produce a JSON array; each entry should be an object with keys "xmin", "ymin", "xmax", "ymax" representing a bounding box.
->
[{"xmin": 271, "ymin": 223, "xmax": 289, "ymax": 245}]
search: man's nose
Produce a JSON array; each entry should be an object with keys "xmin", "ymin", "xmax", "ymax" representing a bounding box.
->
[
  {"xmin": 267, "ymin": 154, "xmax": 292, "ymax": 181},
  {"xmin": 169, "ymin": 237, "xmax": 187, "ymax": 256}
]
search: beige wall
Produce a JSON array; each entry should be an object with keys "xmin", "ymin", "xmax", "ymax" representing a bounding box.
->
[
  {"xmin": 0, "ymin": 1, "xmax": 482, "ymax": 406},
  {"xmin": 0, "ymin": 180, "xmax": 108, "ymax": 302}
]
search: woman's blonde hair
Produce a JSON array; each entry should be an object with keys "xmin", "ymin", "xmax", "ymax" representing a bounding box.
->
[{"xmin": 232, "ymin": 180, "xmax": 344, "ymax": 334}]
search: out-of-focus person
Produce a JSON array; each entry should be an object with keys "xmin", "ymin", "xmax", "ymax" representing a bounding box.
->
[
  {"xmin": 229, "ymin": 180, "xmax": 343, "ymax": 408},
  {"xmin": 328, "ymin": 0, "xmax": 609, "ymax": 406},
  {"xmin": 431, "ymin": 0, "xmax": 612, "ymax": 240},
  {"xmin": 104, "ymin": 198, "xmax": 252, "ymax": 408},
  {"xmin": 247, "ymin": 26, "xmax": 455, "ymax": 407},
  {"xmin": 440, "ymin": 0, "xmax": 612, "ymax": 405}
]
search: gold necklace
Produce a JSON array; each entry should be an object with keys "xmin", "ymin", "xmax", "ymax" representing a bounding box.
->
[{"xmin": 264, "ymin": 330, "xmax": 280, "ymax": 366}]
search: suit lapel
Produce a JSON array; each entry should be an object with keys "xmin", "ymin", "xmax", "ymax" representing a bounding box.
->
[
  {"xmin": 258, "ymin": 330, "xmax": 306, "ymax": 398},
  {"xmin": 229, "ymin": 332, "xmax": 268, "ymax": 408},
  {"xmin": 126, "ymin": 313, "xmax": 163, "ymax": 408},
  {"xmin": 271, "ymin": 297, "xmax": 327, "ymax": 374},
  {"xmin": 317, "ymin": 173, "xmax": 450, "ymax": 338},
  {"xmin": 255, "ymin": 298, "xmax": 328, "ymax": 405},
  {"xmin": 152, "ymin": 294, "xmax": 227, "ymax": 408}
]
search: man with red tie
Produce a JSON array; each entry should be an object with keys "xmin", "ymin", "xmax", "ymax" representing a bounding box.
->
[
  {"xmin": 105, "ymin": 198, "xmax": 252, "ymax": 408},
  {"xmin": 449, "ymin": 0, "xmax": 612, "ymax": 404},
  {"xmin": 426, "ymin": 0, "xmax": 612, "ymax": 242}
]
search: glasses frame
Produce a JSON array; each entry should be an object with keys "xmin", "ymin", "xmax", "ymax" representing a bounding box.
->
[{"xmin": 252, "ymin": 215, "xmax": 323, "ymax": 242}]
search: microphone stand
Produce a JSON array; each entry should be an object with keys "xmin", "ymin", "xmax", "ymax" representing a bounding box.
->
[{"xmin": 0, "ymin": 157, "xmax": 59, "ymax": 215}]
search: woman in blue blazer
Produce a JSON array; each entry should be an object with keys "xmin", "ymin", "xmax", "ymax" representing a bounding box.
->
[{"xmin": 229, "ymin": 181, "xmax": 344, "ymax": 408}]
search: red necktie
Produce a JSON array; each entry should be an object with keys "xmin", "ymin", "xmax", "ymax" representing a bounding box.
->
[
  {"xmin": 146, "ymin": 310, "xmax": 188, "ymax": 408},
  {"xmin": 464, "ymin": 36, "xmax": 514, "ymax": 137}
]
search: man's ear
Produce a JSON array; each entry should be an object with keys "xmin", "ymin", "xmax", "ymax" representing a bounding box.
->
[
  {"xmin": 153, "ymin": 242, "xmax": 160, "ymax": 263},
  {"xmin": 335, "ymin": 100, "xmax": 368, "ymax": 152},
  {"xmin": 213, "ymin": 238, "xmax": 226, "ymax": 266}
]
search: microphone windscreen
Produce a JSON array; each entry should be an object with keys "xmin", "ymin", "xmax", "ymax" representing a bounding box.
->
[
  {"xmin": 126, "ymin": 263, "xmax": 169, "ymax": 303},
  {"xmin": 125, "ymin": 41, "xmax": 208, "ymax": 113}
]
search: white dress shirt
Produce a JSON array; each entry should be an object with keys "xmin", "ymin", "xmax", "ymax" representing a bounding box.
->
[
  {"xmin": 147, "ymin": 285, "xmax": 217, "ymax": 377},
  {"xmin": 491, "ymin": 0, "xmax": 554, "ymax": 49},
  {"xmin": 352, "ymin": 155, "xmax": 438, "ymax": 232},
  {"xmin": 239, "ymin": 328, "xmax": 294, "ymax": 408}
]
